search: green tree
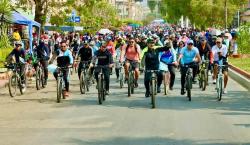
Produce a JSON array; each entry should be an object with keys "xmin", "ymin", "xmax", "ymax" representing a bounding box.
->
[
  {"xmin": 148, "ymin": 0, "xmax": 157, "ymax": 13},
  {"xmin": 160, "ymin": 0, "xmax": 248, "ymax": 28}
]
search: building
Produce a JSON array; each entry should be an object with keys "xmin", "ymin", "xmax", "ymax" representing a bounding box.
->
[
  {"xmin": 241, "ymin": 0, "xmax": 250, "ymax": 24},
  {"xmin": 109, "ymin": 0, "xmax": 149, "ymax": 20}
]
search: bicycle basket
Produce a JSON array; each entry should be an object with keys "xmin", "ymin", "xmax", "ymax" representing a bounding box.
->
[{"xmin": 57, "ymin": 56, "xmax": 70, "ymax": 67}]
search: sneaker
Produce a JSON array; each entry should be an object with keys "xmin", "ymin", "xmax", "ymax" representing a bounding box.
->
[
  {"xmin": 213, "ymin": 79, "xmax": 216, "ymax": 84},
  {"xmin": 96, "ymin": 85, "xmax": 98, "ymax": 90},
  {"xmin": 105, "ymin": 90, "xmax": 109, "ymax": 95},
  {"xmin": 192, "ymin": 77, "xmax": 197, "ymax": 84},
  {"xmin": 145, "ymin": 91, "xmax": 150, "ymax": 98},
  {"xmin": 116, "ymin": 78, "xmax": 119, "ymax": 82},
  {"xmin": 169, "ymin": 87, "xmax": 173, "ymax": 90},
  {"xmin": 223, "ymin": 88, "xmax": 228, "ymax": 94},
  {"xmin": 157, "ymin": 86, "xmax": 161, "ymax": 93},
  {"xmin": 181, "ymin": 89, "xmax": 186, "ymax": 95},
  {"xmin": 63, "ymin": 91, "xmax": 69, "ymax": 97}
]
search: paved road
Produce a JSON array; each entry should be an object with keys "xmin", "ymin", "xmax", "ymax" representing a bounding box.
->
[{"xmin": 0, "ymin": 70, "xmax": 250, "ymax": 145}]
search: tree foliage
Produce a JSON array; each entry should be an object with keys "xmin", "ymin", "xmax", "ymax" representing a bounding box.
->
[
  {"xmin": 148, "ymin": 0, "xmax": 157, "ymax": 13},
  {"xmin": 160, "ymin": 0, "xmax": 249, "ymax": 28}
]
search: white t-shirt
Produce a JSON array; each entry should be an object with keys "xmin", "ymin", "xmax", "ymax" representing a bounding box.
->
[{"xmin": 212, "ymin": 44, "xmax": 228, "ymax": 61}]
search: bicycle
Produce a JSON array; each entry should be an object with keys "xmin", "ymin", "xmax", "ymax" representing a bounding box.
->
[
  {"xmin": 95, "ymin": 65, "xmax": 108, "ymax": 105},
  {"xmin": 183, "ymin": 64, "xmax": 193, "ymax": 101},
  {"xmin": 198, "ymin": 58, "xmax": 209, "ymax": 91},
  {"xmin": 127, "ymin": 61, "xmax": 137, "ymax": 97},
  {"xmin": 216, "ymin": 60, "xmax": 226, "ymax": 101},
  {"xmin": 35, "ymin": 59, "xmax": 46, "ymax": 90},
  {"xmin": 77, "ymin": 60, "xmax": 91, "ymax": 94},
  {"xmin": 56, "ymin": 66, "xmax": 71, "ymax": 103},
  {"xmin": 146, "ymin": 70, "xmax": 158, "ymax": 108},
  {"xmin": 6, "ymin": 63, "xmax": 27, "ymax": 97}
]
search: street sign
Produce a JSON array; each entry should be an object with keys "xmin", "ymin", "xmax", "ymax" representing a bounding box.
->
[{"xmin": 75, "ymin": 17, "xmax": 80, "ymax": 23}]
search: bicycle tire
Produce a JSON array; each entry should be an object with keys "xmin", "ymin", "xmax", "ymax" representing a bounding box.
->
[
  {"xmin": 151, "ymin": 79, "xmax": 156, "ymax": 108},
  {"xmin": 57, "ymin": 79, "xmax": 62, "ymax": 103},
  {"xmin": 131, "ymin": 72, "xmax": 135, "ymax": 94},
  {"xmin": 35, "ymin": 66, "xmax": 41, "ymax": 90},
  {"xmin": 8, "ymin": 74, "xmax": 17, "ymax": 97},
  {"xmin": 128, "ymin": 72, "xmax": 131, "ymax": 97},
  {"xmin": 80, "ymin": 72, "xmax": 86, "ymax": 94},
  {"xmin": 218, "ymin": 78, "xmax": 223, "ymax": 101},
  {"xmin": 186, "ymin": 76, "xmax": 192, "ymax": 101},
  {"xmin": 41, "ymin": 67, "xmax": 46, "ymax": 88},
  {"xmin": 98, "ymin": 76, "xmax": 103, "ymax": 104},
  {"xmin": 102, "ymin": 77, "xmax": 106, "ymax": 101},
  {"xmin": 120, "ymin": 73, "xmax": 124, "ymax": 88},
  {"xmin": 202, "ymin": 71, "xmax": 207, "ymax": 91},
  {"xmin": 20, "ymin": 74, "xmax": 27, "ymax": 95}
]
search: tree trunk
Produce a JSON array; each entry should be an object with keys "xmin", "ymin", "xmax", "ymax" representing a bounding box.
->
[{"xmin": 34, "ymin": 0, "xmax": 47, "ymax": 27}]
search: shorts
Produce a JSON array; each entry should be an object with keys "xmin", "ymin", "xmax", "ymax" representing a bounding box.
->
[
  {"xmin": 125, "ymin": 59, "xmax": 139, "ymax": 70},
  {"xmin": 213, "ymin": 61, "xmax": 228, "ymax": 72}
]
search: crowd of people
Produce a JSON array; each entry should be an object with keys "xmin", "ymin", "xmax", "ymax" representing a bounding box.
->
[{"xmin": 6, "ymin": 23, "xmax": 237, "ymax": 98}]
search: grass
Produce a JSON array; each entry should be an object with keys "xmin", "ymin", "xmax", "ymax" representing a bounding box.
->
[{"xmin": 229, "ymin": 57, "xmax": 250, "ymax": 73}]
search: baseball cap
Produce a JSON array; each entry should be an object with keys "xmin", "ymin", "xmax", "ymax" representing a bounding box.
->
[
  {"xmin": 187, "ymin": 40, "xmax": 194, "ymax": 44},
  {"xmin": 15, "ymin": 41, "xmax": 22, "ymax": 46}
]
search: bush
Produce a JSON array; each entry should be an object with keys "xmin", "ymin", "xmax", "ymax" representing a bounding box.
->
[
  {"xmin": 238, "ymin": 23, "xmax": 250, "ymax": 54},
  {"xmin": 0, "ymin": 34, "xmax": 13, "ymax": 68}
]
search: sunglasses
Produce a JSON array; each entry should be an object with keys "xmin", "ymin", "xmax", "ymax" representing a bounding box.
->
[
  {"xmin": 188, "ymin": 43, "xmax": 193, "ymax": 45},
  {"xmin": 216, "ymin": 42, "xmax": 221, "ymax": 44},
  {"xmin": 129, "ymin": 41, "xmax": 135, "ymax": 43},
  {"xmin": 61, "ymin": 45, "xmax": 67, "ymax": 48}
]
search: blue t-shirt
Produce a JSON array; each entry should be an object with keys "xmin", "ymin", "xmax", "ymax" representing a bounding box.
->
[{"xmin": 180, "ymin": 47, "xmax": 199, "ymax": 64}]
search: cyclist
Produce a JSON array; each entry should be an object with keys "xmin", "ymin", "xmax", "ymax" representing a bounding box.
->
[
  {"xmin": 120, "ymin": 37, "xmax": 141, "ymax": 88},
  {"xmin": 6, "ymin": 41, "xmax": 26, "ymax": 88},
  {"xmin": 90, "ymin": 41, "xmax": 113, "ymax": 95},
  {"xmin": 36, "ymin": 40, "xmax": 50, "ymax": 85},
  {"xmin": 211, "ymin": 38, "xmax": 229, "ymax": 94},
  {"xmin": 197, "ymin": 37, "xmax": 212, "ymax": 75},
  {"xmin": 141, "ymin": 38, "xmax": 172, "ymax": 97},
  {"xmin": 49, "ymin": 41, "xmax": 73, "ymax": 97},
  {"xmin": 75, "ymin": 41, "xmax": 93, "ymax": 79},
  {"xmin": 178, "ymin": 40, "xmax": 201, "ymax": 95},
  {"xmin": 114, "ymin": 36, "xmax": 125, "ymax": 81}
]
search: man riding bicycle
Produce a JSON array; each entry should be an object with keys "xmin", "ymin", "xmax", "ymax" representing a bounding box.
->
[
  {"xmin": 141, "ymin": 38, "xmax": 172, "ymax": 97},
  {"xmin": 75, "ymin": 41, "xmax": 93, "ymax": 79},
  {"xmin": 36, "ymin": 40, "xmax": 50, "ymax": 85},
  {"xmin": 178, "ymin": 40, "xmax": 201, "ymax": 95},
  {"xmin": 6, "ymin": 41, "xmax": 26, "ymax": 88},
  {"xmin": 90, "ymin": 41, "xmax": 113, "ymax": 95},
  {"xmin": 212, "ymin": 38, "xmax": 229, "ymax": 94},
  {"xmin": 120, "ymin": 37, "xmax": 141, "ymax": 88},
  {"xmin": 49, "ymin": 41, "xmax": 73, "ymax": 97}
]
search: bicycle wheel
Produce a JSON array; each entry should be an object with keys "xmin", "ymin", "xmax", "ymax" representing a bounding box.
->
[
  {"xmin": 128, "ymin": 72, "xmax": 131, "ymax": 97},
  {"xmin": 20, "ymin": 74, "xmax": 27, "ymax": 95},
  {"xmin": 186, "ymin": 76, "xmax": 192, "ymax": 101},
  {"xmin": 102, "ymin": 78, "xmax": 106, "ymax": 101},
  {"xmin": 57, "ymin": 79, "xmax": 62, "ymax": 103},
  {"xmin": 80, "ymin": 72, "xmax": 86, "ymax": 94},
  {"xmin": 131, "ymin": 72, "xmax": 134, "ymax": 94},
  {"xmin": 35, "ymin": 66, "xmax": 41, "ymax": 90},
  {"xmin": 151, "ymin": 79, "xmax": 156, "ymax": 108},
  {"xmin": 86, "ymin": 73, "xmax": 90, "ymax": 92},
  {"xmin": 8, "ymin": 74, "xmax": 17, "ymax": 97},
  {"xmin": 202, "ymin": 71, "xmax": 207, "ymax": 91},
  {"xmin": 218, "ymin": 78, "xmax": 223, "ymax": 101},
  {"xmin": 97, "ymin": 77, "xmax": 103, "ymax": 104},
  {"xmin": 120, "ymin": 72, "xmax": 124, "ymax": 88}
]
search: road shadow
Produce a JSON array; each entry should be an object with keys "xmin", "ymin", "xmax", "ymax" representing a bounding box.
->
[{"xmin": 64, "ymin": 136, "xmax": 250, "ymax": 145}]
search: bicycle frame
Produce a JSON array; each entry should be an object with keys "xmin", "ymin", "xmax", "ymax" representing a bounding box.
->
[{"xmin": 216, "ymin": 60, "xmax": 225, "ymax": 101}]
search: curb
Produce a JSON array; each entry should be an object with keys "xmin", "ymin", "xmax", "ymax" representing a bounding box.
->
[
  {"xmin": 228, "ymin": 67, "xmax": 250, "ymax": 91},
  {"xmin": 229, "ymin": 64, "xmax": 250, "ymax": 79}
]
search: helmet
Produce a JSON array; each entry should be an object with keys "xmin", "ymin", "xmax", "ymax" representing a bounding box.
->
[{"xmin": 147, "ymin": 38, "xmax": 154, "ymax": 44}]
